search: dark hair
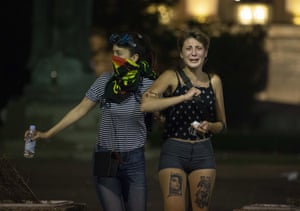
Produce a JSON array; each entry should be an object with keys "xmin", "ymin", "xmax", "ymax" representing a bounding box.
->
[
  {"xmin": 109, "ymin": 32, "xmax": 156, "ymax": 70},
  {"xmin": 177, "ymin": 29, "xmax": 210, "ymax": 52}
]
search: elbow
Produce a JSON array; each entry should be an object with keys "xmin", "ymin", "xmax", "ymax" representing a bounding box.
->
[
  {"xmin": 140, "ymin": 102, "xmax": 156, "ymax": 113},
  {"xmin": 140, "ymin": 103, "xmax": 148, "ymax": 113}
]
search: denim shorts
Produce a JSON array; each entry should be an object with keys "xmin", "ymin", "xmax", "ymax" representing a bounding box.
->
[{"xmin": 159, "ymin": 138, "xmax": 216, "ymax": 174}]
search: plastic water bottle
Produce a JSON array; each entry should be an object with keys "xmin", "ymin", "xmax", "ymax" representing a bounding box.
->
[{"xmin": 24, "ymin": 125, "xmax": 36, "ymax": 158}]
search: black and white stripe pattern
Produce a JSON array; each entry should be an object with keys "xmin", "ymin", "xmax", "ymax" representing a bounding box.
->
[{"xmin": 86, "ymin": 72, "xmax": 153, "ymax": 152}]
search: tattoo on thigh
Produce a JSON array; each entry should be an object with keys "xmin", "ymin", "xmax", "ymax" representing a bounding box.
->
[
  {"xmin": 195, "ymin": 176, "xmax": 211, "ymax": 208},
  {"xmin": 168, "ymin": 173, "xmax": 182, "ymax": 196}
]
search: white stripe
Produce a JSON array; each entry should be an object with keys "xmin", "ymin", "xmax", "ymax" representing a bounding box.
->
[{"xmin": 86, "ymin": 72, "xmax": 153, "ymax": 152}]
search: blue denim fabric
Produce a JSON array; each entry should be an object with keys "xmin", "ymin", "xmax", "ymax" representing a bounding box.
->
[
  {"xmin": 93, "ymin": 146, "xmax": 147, "ymax": 211},
  {"xmin": 159, "ymin": 139, "xmax": 216, "ymax": 173}
]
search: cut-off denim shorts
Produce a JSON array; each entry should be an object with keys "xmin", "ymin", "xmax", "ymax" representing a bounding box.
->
[{"xmin": 159, "ymin": 138, "xmax": 216, "ymax": 174}]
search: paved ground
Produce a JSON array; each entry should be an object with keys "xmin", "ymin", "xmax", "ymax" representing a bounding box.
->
[
  {"xmin": 2, "ymin": 139, "xmax": 300, "ymax": 211},
  {"xmin": 1, "ymin": 107, "xmax": 300, "ymax": 211}
]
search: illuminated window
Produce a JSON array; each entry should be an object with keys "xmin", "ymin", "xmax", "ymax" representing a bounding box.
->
[{"xmin": 237, "ymin": 3, "xmax": 270, "ymax": 25}]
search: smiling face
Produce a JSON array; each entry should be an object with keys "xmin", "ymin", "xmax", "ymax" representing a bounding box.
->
[{"xmin": 180, "ymin": 37, "xmax": 208, "ymax": 70}]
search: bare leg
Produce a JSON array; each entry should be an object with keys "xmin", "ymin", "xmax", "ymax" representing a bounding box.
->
[
  {"xmin": 159, "ymin": 168, "xmax": 187, "ymax": 211},
  {"xmin": 188, "ymin": 169, "xmax": 216, "ymax": 211}
]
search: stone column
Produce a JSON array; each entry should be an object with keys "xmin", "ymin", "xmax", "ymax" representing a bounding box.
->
[
  {"xmin": 21, "ymin": 0, "xmax": 99, "ymax": 144},
  {"xmin": 255, "ymin": 24, "xmax": 300, "ymax": 133},
  {"xmin": 27, "ymin": 0, "xmax": 94, "ymax": 102},
  {"xmin": 263, "ymin": 24, "xmax": 300, "ymax": 104}
]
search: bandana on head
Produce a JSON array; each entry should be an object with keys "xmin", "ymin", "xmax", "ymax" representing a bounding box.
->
[{"xmin": 104, "ymin": 55, "xmax": 157, "ymax": 103}]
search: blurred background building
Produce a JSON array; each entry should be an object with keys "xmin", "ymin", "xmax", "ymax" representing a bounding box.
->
[
  {"xmin": 1, "ymin": 2, "xmax": 299, "ymax": 209},
  {"xmin": 1, "ymin": 0, "xmax": 300, "ymax": 145}
]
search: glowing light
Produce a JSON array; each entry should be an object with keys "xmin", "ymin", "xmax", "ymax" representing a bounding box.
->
[
  {"xmin": 286, "ymin": 0, "xmax": 300, "ymax": 15},
  {"xmin": 186, "ymin": 0, "xmax": 218, "ymax": 23},
  {"xmin": 145, "ymin": 4, "xmax": 173, "ymax": 25},
  {"xmin": 146, "ymin": 5, "xmax": 156, "ymax": 14},
  {"xmin": 237, "ymin": 4, "xmax": 269, "ymax": 25},
  {"xmin": 238, "ymin": 6, "xmax": 252, "ymax": 24},
  {"xmin": 286, "ymin": 0, "xmax": 300, "ymax": 25},
  {"xmin": 293, "ymin": 16, "xmax": 300, "ymax": 25},
  {"xmin": 254, "ymin": 6, "xmax": 266, "ymax": 21}
]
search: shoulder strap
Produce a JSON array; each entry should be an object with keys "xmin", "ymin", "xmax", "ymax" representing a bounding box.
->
[
  {"xmin": 207, "ymin": 73, "xmax": 211, "ymax": 80},
  {"xmin": 177, "ymin": 70, "xmax": 193, "ymax": 88},
  {"xmin": 174, "ymin": 71, "xmax": 181, "ymax": 86},
  {"xmin": 207, "ymin": 73, "xmax": 214, "ymax": 89}
]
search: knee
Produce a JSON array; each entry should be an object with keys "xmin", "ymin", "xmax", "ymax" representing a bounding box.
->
[
  {"xmin": 165, "ymin": 204, "xmax": 185, "ymax": 211},
  {"xmin": 164, "ymin": 198, "xmax": 186, "ymax": 211}
]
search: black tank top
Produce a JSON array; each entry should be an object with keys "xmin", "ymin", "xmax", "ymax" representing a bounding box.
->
[{"xmin": 163, "ymin": 71, "xmax": 216, "ymax": 140}]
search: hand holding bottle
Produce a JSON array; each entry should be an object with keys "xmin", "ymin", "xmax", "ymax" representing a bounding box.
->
[{"xmin": 24, "ymin": 125, "xmax": 37, "ymax": 158}]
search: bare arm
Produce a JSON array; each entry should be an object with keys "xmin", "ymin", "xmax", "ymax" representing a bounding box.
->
[
  {"xmin": 26, "ymin": 97, "xmax": 97, "ymax": 141},
  {"xmin": 140, "ymin": 70, "xmax": 200, "ymax": 112},
  {"xmin": 195, "ymin": 74, "xmax": 227, "ymax": 134}
]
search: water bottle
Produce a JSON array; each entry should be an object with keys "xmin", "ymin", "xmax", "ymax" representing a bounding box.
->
[{"xmin": 24, "ymin": 125, "xmax": 36, "ymax": 158}]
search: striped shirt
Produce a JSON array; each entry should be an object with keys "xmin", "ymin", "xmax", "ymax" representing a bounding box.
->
[{"xmin": 85, "ymin": 72, "xmax": 154, "ymax": 152}]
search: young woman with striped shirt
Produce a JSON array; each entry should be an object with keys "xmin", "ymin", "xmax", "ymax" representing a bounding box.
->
[{"xmin": 24, "ymin": 32, "xmax": 157, "ymax": 211}]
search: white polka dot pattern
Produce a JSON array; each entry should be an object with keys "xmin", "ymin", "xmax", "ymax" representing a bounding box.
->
[{"xmin": 163, "ymin": 80, "xmax": 216, "ymax": 140}]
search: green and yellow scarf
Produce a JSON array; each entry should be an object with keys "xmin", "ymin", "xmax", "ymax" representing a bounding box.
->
[{"xmin": 104, "ymin": 55, "xmax": 156, "ymax": 103}]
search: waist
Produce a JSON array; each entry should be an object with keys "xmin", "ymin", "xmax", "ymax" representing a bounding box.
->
[{"xmin": 170, "ymin": 137, "xmax": 210, "ymax": 144}]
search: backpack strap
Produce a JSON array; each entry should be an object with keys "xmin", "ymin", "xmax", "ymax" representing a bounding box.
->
[
  {"xmin": 177, "ymin": 69, "xmax": 193, "ymax": 88},
  {"xmin": 174, "ymin": 71, "xmax": 181, "ymax": 86},
  {"xmin": 178, "ymin": 69, "xmax": 203, "ymax": 102}
]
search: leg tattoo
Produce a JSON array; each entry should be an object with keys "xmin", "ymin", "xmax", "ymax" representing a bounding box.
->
[
  {"xmin": 195, "ymin": 176, "xmax": 211, "ymax": 208},
  {"xmin": 168, "ymin": 173, "xmax": 183, "ymax": 196}
]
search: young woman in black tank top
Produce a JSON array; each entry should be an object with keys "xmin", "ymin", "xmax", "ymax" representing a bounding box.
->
[{"xmin": 141, "ymin": 29, "xmax": 227, "ymax": 211}]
